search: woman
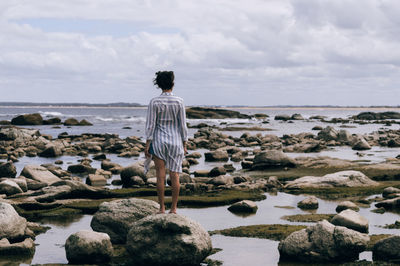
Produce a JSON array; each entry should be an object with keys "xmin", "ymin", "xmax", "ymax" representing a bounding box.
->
[{"xmin": 144, "ymin": 71, "xmax": 188, "ymax": 214}]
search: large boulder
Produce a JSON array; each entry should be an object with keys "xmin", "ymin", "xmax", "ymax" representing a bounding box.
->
[
  {"xmin": 373, "ymin": 235, "xmax": 400, "ymax": 261},
  {"xmin": 353, "ymin": 111, "xmax": 400, "ymax": 120},
  {"xmin": 331, "ymin": 209, "xmax": 369, "ymax": 233},
  {"xmin": 0, "ymin": 126, "xmax": 39, "ymax": 141},
  {"xmin": 336, "ymin": 201, "xmax": 360, "ymax": 213},
  {"xmin": 352, "ymin": 138, "xmax": 371, "ymax": 150},
  {"xmin": 120, "ymin": 162, "xmax": 146, "ymax": 187},
  {"xmin": 278, "ymin": 220, "xmax": 369, "ymax": 262},
  {"xmin": 0, "ymin": 161, "xmax": 17, "ymax": 178},
  {"xmin": 0, "ymin": 202, "xmax": 27, "ymax": 241},
  {"xmin": 11, "ymin": 113, "xmax": 43, "ymax": 125},
  {"xmin": 126, "ymin": 214, "xmax": 212, "ymax": 266},
  {"xmin": 317, "ymin": 126, "xmax": 338, "ymax": 141},
  {"xmin": 38, "ymin": 144, "xmax": 62, "ymax": 157},
  {"xmin": 91, "ymin": 198, "xmax": 159, "ymax": 243},
  {"xmin": 21, "ymin": 165, "xmax": 61, "ymax": 185},
  {"xmin": 65, "ymin": 230, "xmax": 113, "ymax": 264},
  {"xmin": 285, "ymin": 170, "xmax": 379, "ymax": 189},
  {"xmin": 0, "ymin": 238, "xmax": 35, "ymax": 256},
  {"xmin": 251, "ymin": 150, "xmax": 296, "ymax": 170},
  {"xmin": 0, "ymin": 180, "xmax": 23, "ymax": 196}
]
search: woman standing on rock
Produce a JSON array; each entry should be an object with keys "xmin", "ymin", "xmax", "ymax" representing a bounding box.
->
[{"xmin": 145, "ymin": 71, "xmax": 188, "ymax": 214}]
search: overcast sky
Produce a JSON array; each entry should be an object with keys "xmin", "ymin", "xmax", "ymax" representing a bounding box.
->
[{"xmin": 1, "ymin": 0, "xmax": 400, "ymax": 106}]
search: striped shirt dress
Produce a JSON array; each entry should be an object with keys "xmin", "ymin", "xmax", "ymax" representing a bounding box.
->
[{"xmin": 145, "ymin": 91, "xmax": 188, "ymax": 173}]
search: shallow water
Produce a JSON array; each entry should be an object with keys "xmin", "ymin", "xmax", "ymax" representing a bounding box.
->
[{"xmin": 19, "ymin": 192, "xmax": 400, "ymax": 266}]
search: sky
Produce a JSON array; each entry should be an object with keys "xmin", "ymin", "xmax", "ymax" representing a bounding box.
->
[{"xmin": 1, "ymin": 0, "xmax": 400, "ymax": 106}]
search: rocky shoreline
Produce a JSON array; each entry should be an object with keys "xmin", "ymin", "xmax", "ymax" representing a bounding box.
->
[{"xmin": 1, "ymin": 109, "xmax": 400, "ymax": 265}]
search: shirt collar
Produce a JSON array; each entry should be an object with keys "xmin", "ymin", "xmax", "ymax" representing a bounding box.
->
[{"xmin": 161, "ymin": 91, "xmax": 173, "ymax": 96}]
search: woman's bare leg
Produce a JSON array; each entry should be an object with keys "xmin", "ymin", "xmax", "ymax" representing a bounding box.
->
[
  {"xmin": 169, "ymin": 171, "xmax": 180, "ymax": 214},
  {"xmin": 153, "ymin": 156, "xmax": 166, "ymax": 213}
]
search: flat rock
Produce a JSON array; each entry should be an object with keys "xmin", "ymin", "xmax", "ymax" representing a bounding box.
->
[
  {"xmin": 21, "ymin": 165, "xmax": 61, "ymax": 185},
  {"xmin": 0, "ymin": 237, "xmax": 35, "ymax": 256},
  {"xmin": 65, "ymin": 230, "xmax": 113, "ymax": 264},
  {"xmin": 252, "ymin": 150, "xmax": 296, "ymax": 170},
  {"xmin": 91, "ymin": 198, "xmax": 159, "ymax": 243},
  {"xmin": 285, "ymin": 170, "xmax": 379, "ymax": 189},
  {"xmin": 331, "ymin": 209, "xmax": 369, "ymax": 233},
  {"xmin": 204, "ymin": 150, "xmax": 229, "ymax": 162},
  {"xmin": 126, "ymin": 214, "xmax": 212, "ymax": 266},
  {"xmin": 86, "ymin": 174, "xmax": 107, "ymax": 187}
]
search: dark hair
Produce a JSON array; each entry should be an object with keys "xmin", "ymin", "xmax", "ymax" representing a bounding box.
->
[{"xmin": 153, "ymin": 71, "xmax": 174, "ymax": 90}]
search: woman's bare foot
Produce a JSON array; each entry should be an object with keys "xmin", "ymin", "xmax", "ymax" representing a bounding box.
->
[
  {"xmin": 169, "ymin": 209, "xmax": 177, "ymax": 214},
  {"xmin": 157, "ymin": 206, "xmax": 165, "ymax": 214}
]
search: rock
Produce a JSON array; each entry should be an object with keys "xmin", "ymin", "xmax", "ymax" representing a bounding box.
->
[
  {"xmin": 11, "ymin": 178, "xmax": 28, "ymax": 192},
  {"xmin": 0, "ymin": 126, "xmax": 39, "ymax": 141},
  {"xmin": 0, "ymin": 161, "xmax": 17, "ymax": 178},
  {"xmin": 25, "ymin": 178, "xmax": 47, "ymax": 190},
  {"xmin": 352, "ymin": 138, "xmax": 371, "ymax": 150},
  {"xmin": 186, "ymin": 107, "xmax": 250, "ymax": 119},
  {"xmin": 208, "ymin": 166, "xmax": 227, "ymax": 177},
  {"xmin": 312, "ymin": 126, "xmax": 323, "ymax": 130},
  {"xmin": 278, "ymin": 220, "xmax": 369, "ymax": 262},
  {"xmin": 252, "ymin": 150, "xmax": 296, "ymax": 170},
  {"xmin": 93, "ymin": 153, "xmax": 107, "ymax": 160},
  {"xmin": 353, "ymin": 111, "xmax": 400, "ymax": 120},
  {"xmin": 21, "ymin": 165, "xmax": 61, "ymax": 185},
  {"xmin": 223, "ymin": 163, "xmax": 236, "ymax": 172},
  {"xmin": 331, "ymin": 209, "xmax": 369, "ymax": 233},
  {"xmin": 42, "ymin": 117, "xmax": 61, "ymax": 125},
  {"xmin": 126, "ymin": 214, "xmax": 212, "ymax": 266},
  {"xmin": 91, "ymin": 198, "xmax": 159, "ymax": 243},
  {"xmin": 128, "ymin": 176, "xmax": 145, "ymax": 186},
  {"xmin": 86, "ymin": 174, "xmax": 107, "ymax": 187},
  {"xmin": 204, "ymin": 150, "xmax": 229, "ymax": 162},
  {"xmin": 275, "ymin": 115, "xmax": 291, "ymax": 121},
  {"xmin": 0, "ymin": 202, "xmax": 27, "ymax": 241},
  {"xmin": 209, "ymin": 175, "xmax": 234, "ymax": 186},
  {"xmin": 67, "ymin": 164, "xmax": 96, "ymax": 174},
  {"xmin": 317, "ymin": 126, "xmax": 338, "ymax": 141},
  {"xmin": 39, "ymin": 144, "xmax": 62, "ymax": 157},
  {"xmin": 65, "ymin": 230, "xmax": 113, "ymax": 264},
  {"xmin": 336, "ymin": 201, "xmax": 360, "ymax": 213},
  {"xmin": 291, "ymin": 113, "xmax": 304, "ymax": 120},
  {"xmin": 0, "ymin": 237, "xmax": 35, "ymax": 256},
  {"xmin": 120, "ymin": 163, "xmax": 146, "ymax": 187},
  {"xmin": 337, "ymin": 130, "xmax": 353, "ymax": 144},
  {"xmin": 297, "ymin": 196, "xmax": 319, "ymax": 210},
  {"xmin": 285, "ymin": 170, "xmax": 379, "ymax": 189},
  {"xmin": 79, "ymin": 119, "xmax": 93, "ymax": 126},
  {"xmin": 373, "ymin": 235, "xmax": 400, "ymax": 261},
  {"xmin": 101, "ymin": 160, "xmax": 121, "ymax": 171},
  {"xmin": 11, "ymin": 113, "xmax": 43, "ymax": 125},
  {"xmin": 375, "ymin": 197, "xmax": 400, "ymax": 210},
  {"xmin": 382, "ymin": 187, "xmax": 400, "ymax": 198},
  {"xmin": 63, "ymin": 118, "xmax": 80, "ymax": 126},
  {"xmin": 186, "ymin": 152, "xmax": 202, "ymax": 159},
  {"xmin": 55, "ymin": 160, "xmax": 63, "ymax": 164},
  {"xmin": 194, "ymin": 170, "xmax": 210, "ymax": 177},
  {"xmin": 0, "ymin": 180, "xmax": 23, "ymax": 196},
  {"xmin": 228, "ymin": 200, "xmax": 258, "ymax": 213}
]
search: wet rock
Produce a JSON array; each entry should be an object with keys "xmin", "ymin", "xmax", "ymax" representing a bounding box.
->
[
  {"xmin": 194, "ymin": 170, "xmax": 210, "ymax": 177},
  {"xmin": 382, "ymin": 187, "xmax": 400, "ymax": 199},
  {"xmin": 285, "ymin": 170, "xmax": 379, "ymax": 189},
  {"xmin": 39, "ymin": 145, "xmax": 62, "ymax": 157},
  {"xmin": 337, "ymin": 130, "xmax": 353, "ymax": 144},
  {"xmin": 331, "ymin": 209, "xmax": 369, "ymax": 233},
  {"xmin": 101, "ymin": 160, "xmax": 121, "ymax": 171},
  {"xmin": 67, "ymin": 164, "xmax": 96, "ymax": 174},
  {"xmin": 312, "ymin": 126, "xmax": 323, "ymax": 130},
  {"xmin": 86, "ymin": 174, "xmax": 107, "ymax": 187},
  {"xmin": 297, "ymin": 196, "xmax": 318, "ymax": 210},
  {"xmin": 93, "ymin": 153, "xmax": 107, "ymax": 161},
  {"xmin": 278, "ymin": 220, "xmax": 369, "ymax": 262},
  {"xmin": 63, "ymin": 118, "xmax": 80, "ymax": 126},
  {"xmin": 78, "ymin": 119, "xmax": 93, "ymax": 126},
  {"xmin": 0, "ymin": 237, "xmax": 35, "ymax": 256},
  {"xmin": 233, "ymin": 176, "xmax": 250, "ymax": 184},
  {"xmin": 291, "ymin": 113, "xmax": 304, "ymax": 120},
  {"xmin": 228, "ymin": 200, "xmax": 258, "ymax": 213},
  {"xmin": 0, "ymin": 180, "xmax": 23, "ymax": 196},
  {"xmin": 0, "ymin": 161, "xmax": 16, "ymax": 178},
  {"xmin": 21, "ymin": 165, "xmax": 61, "ymax": 185},
  {"xmin": 65, "ymin": 230, "xmax": 113, "ymax": 264},
  {"xmin": 317, "ymin": 126, "xmax": 338, "ymax": 141},
  {"xmin": 204, "ymin": 150, "xmax": 229, "ymax": 162},
  {"xmin": 0, "ymin": 202, "xmax": 27, "ymax": 241},
  {"xmin": 11, "ymin": 113, "xmax": 43, "ymax": 125},
  {"xmin": 120, "ymin": 163, "xmax": 145, "ymax": 187},
  {"xmin": 91, "ymin": 198, "xmax": 159, "ymax": 243},
  {"xmin": 251, "ymin": 150, "xmax": 296, "ymax": 170},
  {"xmin": 186, "ymin": 107, "xmax": 250, "ymax": 119},
  {"xmin": 126, "ymin": 214, "xmax": 212, "ymax": 266},
  {"xmin": 223, "ymin": 163, "xmax": 236, "ymax": 172},
  {"xmin": 208, "ymin": 166, "xmax": 227, "ymax": 177},
  {"xmin": 186, "ymin": 157, "xmax": 199, "ymax": 165},
  {"xmin": 373, "ymin": 235, "xmax": 400, "ymax": 261},
  {"xmin": 208, "ymin": 175, "xmax": 234, "ymax": 186},
  {"xmin": 186, "ymin": 152, "xmax": 202, "ymax": 159},
  {"xmin": 241, "ymin": 160, "xmax": 253, "ymax": 169},
  {"xmin": 353, "ymin": 111, "xmax": 400, "ymax": 120},
  {"xmin": 25, "ymin": 178, "xmax": 47, "ymax": 190},
  {"xmin": 336, "ymin": 201, "xmax": 360, "ymax": 213},
  {"xmin": 352, "ymin": 138, "xmax": 371, "ymax": 150},
  {"xmin": 275, "ymin": 115, "xmax": 291, "ymax": 121},
  {"xmin": 42, "ymin": 117, "xmax": 61, "ymax": 125},
  {"xmin": 375, "ymin": 197, "xmax": 400, "ymax": 210},
  {"xmin": 54, "ymin": 160, "xmax": 63, "ymax": 165}
]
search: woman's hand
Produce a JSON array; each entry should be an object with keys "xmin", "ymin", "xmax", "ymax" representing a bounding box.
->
[
  {"xmin": 184, "ymin": 146, "xmax": 188, "ymax": 155},
  {"xmin": 145, "ymin": 141, "xmax": 151, "ymax": 158}
]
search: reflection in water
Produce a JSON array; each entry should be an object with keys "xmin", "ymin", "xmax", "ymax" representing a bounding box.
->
[
  {"xmin": 0, "ymin": 255, "xmax": 33, "ymax": 266},
  {"xmin": 34, "ymin": 214, "xmax": 85, "ymax": 227}
]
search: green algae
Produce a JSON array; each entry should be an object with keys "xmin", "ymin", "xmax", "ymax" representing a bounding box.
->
[
  {"xmin": 281, "ymin": 213, "xmax": 335, "ymax": 223},
  {"xmin": 367, "ymin": 234, "xmax": 393, "ymax": 251},
  {"xmin": 274, "ymin": 205, "xmax": 296, "ymax": 209},
  {"xmin": 210, "ymin": 224, "xmax": 307, "ymax": 241}
]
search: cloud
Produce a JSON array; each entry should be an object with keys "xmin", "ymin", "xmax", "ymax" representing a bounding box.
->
[{"xmin": 0, "ymin": 0, "xmax": 399, "ymax": 105}]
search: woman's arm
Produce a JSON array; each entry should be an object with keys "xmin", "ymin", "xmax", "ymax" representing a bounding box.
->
[
  {"xmin": 179, "ymin": 101, "xmax": 188, "ymax": 154},
  {"xmin": 145, "ymin": 100, "xmax": 156, "ymax": 157}
]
